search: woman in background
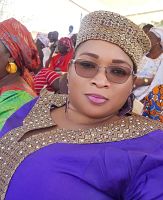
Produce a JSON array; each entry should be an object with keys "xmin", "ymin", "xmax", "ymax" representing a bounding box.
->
[
  {"xmin": 134, "ymin": 27, "xmax": 163, "ymax": 101},
  {"xmin": 48, "ymin": 37, "xmax": 74, "ymax": 72},
  {"xmin": 0, "ymin": 18, "xmax": 40, "ymax": 129}
]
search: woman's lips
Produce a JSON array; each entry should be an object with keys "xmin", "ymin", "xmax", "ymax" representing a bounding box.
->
[{"xmin": 86, "ymin": 94, "xmax": 108, "ymax": 104}]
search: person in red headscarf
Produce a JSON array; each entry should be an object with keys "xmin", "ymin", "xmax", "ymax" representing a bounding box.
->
[
  {"xmin": 48, "ymin": 37, "xmax": 74, "ymax": 72},
  {"xmin": 33, "ymin": 37, "xmax": 73, "ymax": 95},
  {"xmin": 0, "ymin": 18, "xmax": 40, "ymax": 129}
]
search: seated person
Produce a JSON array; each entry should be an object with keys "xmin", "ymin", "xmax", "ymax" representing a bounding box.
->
[{"xmin": 48, "ymin": 37, "xmax": 74, "ymax": 72}]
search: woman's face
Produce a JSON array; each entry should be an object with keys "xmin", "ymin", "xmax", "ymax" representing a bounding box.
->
[
  {"xmin": 0, "ymin": 41, "xmax": 10, "ymax": 79},
  {"xmin": 68, "ymin": 40, "xmax": 135, "ymax": 119},
  {"xmin": 147, "ymin": 31, "xmax": 160, "ymax": 48},
  {"xmin": 58, "ymin": 42, "xmax": 69, "ymax": 54}
]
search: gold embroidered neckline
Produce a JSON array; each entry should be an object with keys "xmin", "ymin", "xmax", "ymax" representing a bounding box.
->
[{"xmin": 0, "ymin": 89, "xmax": 163, "ymax": 200}]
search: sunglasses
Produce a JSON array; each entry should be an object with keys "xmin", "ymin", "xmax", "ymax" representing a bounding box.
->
[{"xmin": 71, "ymin": 59, "xmax": 135, "ymax": 84}]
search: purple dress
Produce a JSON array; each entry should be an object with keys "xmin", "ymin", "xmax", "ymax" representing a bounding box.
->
[{"xmin": 1, "ymin": 91, "xmax": 163, "ymax": 200}]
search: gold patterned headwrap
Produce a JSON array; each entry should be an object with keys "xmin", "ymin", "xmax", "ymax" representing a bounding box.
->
[{"xmin": 76, "ymin": 10, "xmax": 151, "ymax": 71}]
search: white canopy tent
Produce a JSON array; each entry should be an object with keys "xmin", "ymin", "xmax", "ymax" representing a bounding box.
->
[{"xmin": 0, "ymin": 0, "xmax": 163, "ymax": 35}]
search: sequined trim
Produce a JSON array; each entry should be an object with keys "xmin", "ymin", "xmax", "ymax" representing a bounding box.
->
[
  {"xmin": 0, "ymin": 90, "xmax": 163, "ymax": 199},
  {"xmin": 76, "ymin": 10, "xmax": 151, "ymax": 68}
]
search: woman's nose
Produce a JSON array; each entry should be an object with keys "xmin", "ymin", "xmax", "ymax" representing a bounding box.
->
[{"xmin": 90, "ymin": 68, "xmax": 111, "ymax": 88}]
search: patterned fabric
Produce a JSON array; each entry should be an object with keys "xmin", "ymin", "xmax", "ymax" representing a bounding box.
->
[
  {"xmin": 76, "ymin": 10, "xmax": 151, "ymax": 69},
  {"xmin": 133, "ymin": 54, "xmax": 163, "ymax": 100},
  {"xmin": 0, "ymin": 90, "xmax": 33, "ymax": 130},
  {"xmin": 36, "ymin": 32, "xmax": 49, "ymax": 47},
  {"xmin": 0, "ymin": 18, "xmax": 40, "ymax": 89},
  {"xmin": 0, "ymin": 91, "xmax": 163, "ymax": 200},
  {"xmin": 34, "ymin": 68, "xmax": 60, "ymax": 95},
  {"xmin": 0, "ymin": 18, "xmax": 40, "ymax": 71},
  {"xmin": 143, "ymin": 85, "xmax": 163, "ymax": 122},
  {"xmin": 59, "ymin": 37, "xmax": 73, "ymax": 49}
]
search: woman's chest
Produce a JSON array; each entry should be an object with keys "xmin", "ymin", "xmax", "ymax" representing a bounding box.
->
[{"xmin": 5, "ymin": 143, "xmax": 130, "ymax": 200}]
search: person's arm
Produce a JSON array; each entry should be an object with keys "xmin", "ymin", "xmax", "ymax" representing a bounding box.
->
[
  {"xmin": 46, "ymin": 70, "xmax": 60, "ymax": 92},
  {"xmin": 45, "ymin": 44, "xmax": 57, "ymax": 68},
  {"xmin": 134, "ymin": 77, "xmax": 153, "ymax": 89},
  {"xmin": 50, "ymin": 73, "xmax": 68, "ymax": 94}
]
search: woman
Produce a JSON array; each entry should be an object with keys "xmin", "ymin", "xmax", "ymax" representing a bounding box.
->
[
  {"xmin": 133, "ymin": 27, "xmax": 163, "ymax": 101},
  {"xmin": 48, "ymin": 37, "xmax": 74, "ymax": 72},
  {"xmin": 0, "ymin": 18, "xmax": 40, "ymax": 130},
  {"xmin": 1, "ymin": 11, "xmax": 163, "ymax": 200}
]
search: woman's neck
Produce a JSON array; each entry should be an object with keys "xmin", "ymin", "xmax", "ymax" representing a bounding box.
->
[
  {"xmin": 0, "ymin": 72, "xmax": 20, "ymax": 88},
  {"xmin": 52, "ymin": 103, "xmax": 120, "ymax": 130}
]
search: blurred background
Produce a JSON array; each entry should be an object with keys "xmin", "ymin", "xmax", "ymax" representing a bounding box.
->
[{"xmin": 0, "ymin": 0, "xmax": 163, "ymax": 38}]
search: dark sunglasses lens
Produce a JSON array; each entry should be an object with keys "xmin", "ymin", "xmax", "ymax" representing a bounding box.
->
[
  {"xmin": 106, "ymin": 66, "xmax": 132, "ymax": 83},
  {"xmin": 75, "ymin": 60, "xmax": 98, "ymax": 78}
]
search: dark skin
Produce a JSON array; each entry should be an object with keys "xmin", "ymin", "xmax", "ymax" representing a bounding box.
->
[
  {"xmin": 35, "ymin": 39, "xmax": 45, "ymax": 69},
  {"xmin": 134, "ymin": 31, "xmax": 163, "ymax": 88},
  {"xmin": 48, "ymin": 31, "xmax": 58, "ymax": 43},
  {"xmin": 48, "ymin": 73, "xmax": 68, "ymax": 94},
  {"xmin": 142, "ymin": 24, "xmax": 153, "ymax": 34},
  {"xmin": 0, "ymin": 41, "xmax": 10, "ymax": 80},
  {"xmin": 45, "ymin": 33, "xmax": 68, "ymax": 68},
  {"xmin": 20, "ymin": 40, "xmax": 135, "ymax": 141},
  {"xmin": 48, "ymin": 31, "xmax": 59, "ymax": 56},
  {"xmin": 71, "ymin": 34, "xmax": 77, "ymax": 47},
  {"xmin": 45, "ymin": 42, "xmax": 69, "ymax": 68},
  {"xmin": 57, "ymin": 42, "xmax": 69, "ymax": 55},
  {"xmin": 0, "ymin": 41, "xmax": 36, "ymax": 96},
  {"xmin": 69, "ymin": 25, "xmax": 73, "ymax": 34}
]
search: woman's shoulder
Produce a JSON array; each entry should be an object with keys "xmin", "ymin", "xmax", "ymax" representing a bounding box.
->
[{"xmin": 1, "ymin": 89, "xmax": 163, "ymax": 144}]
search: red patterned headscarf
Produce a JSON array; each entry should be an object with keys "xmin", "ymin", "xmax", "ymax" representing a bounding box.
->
[
  {"xmin": 0, "ymin": 18, "xmax": 40, "ymax": 89},
  {"xmin": 58, "ymin": 37, "xmax": 73, "ymax": 49}
]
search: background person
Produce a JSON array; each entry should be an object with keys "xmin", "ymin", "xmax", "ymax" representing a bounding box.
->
[
  {"xmin": 0, "ymin": 18, "xmax": 40, "ymax": 129},
  {"xmin": 68, "ymin": 25, "xmax": 74, "ymax": 37},
  {"xmin": 35, "ymin": 32, "xmax": 49, "ymax": 68},
  {"xmin": 48, "ymin": 37, "xmax": 74, "ymax": 73},
  {"xmin": 43, "ymin": 31, "xmax": 59, "ymax": 67},
  {"xmin": 134, "ymin": 27, "xmax": 163, "ymax": 102}
]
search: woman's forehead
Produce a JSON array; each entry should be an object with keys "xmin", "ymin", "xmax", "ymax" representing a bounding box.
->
[{"xmin": 75, "ymin": 40, "xmax": 133, "ymax": 66}]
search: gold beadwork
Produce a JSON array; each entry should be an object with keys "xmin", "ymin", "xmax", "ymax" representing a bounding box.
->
[
  {"xmin": 76, "ymin": 10, "xmax": 151, "ymax": 68},
  {"xmin": 0, "ymin": 90, "xmax": 163, "ymax": 199}
]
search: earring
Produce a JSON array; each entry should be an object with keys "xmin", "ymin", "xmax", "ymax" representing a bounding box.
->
[
  {"xmin": 6, "ymin": 62, "xmax": 17, "ymax": 74},
  {"xmin": 65, "ymin": 97, "xmax": 70, "ymax": 113},
  {"xmin": 119, "ymin": 93, "xmax": 135, "ymax": 116}
]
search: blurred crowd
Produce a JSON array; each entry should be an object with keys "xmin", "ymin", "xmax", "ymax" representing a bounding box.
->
[{"xmin": 0, "ymin": 19, "xmax": 163, "ymax": 131}]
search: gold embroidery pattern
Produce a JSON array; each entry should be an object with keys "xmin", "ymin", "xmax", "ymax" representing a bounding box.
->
[
  {"xmin": 76, "ymin": 10, "xmax": 151, "ymax": 68},
  {"xmin": 0, "ymin": 91, "xmax": 163, "ymax": 200}
]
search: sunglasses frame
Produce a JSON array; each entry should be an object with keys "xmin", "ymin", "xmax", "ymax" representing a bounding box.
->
[{"xmin": 71, "ymin": 59, "xmax": 135, "ymax": 84}]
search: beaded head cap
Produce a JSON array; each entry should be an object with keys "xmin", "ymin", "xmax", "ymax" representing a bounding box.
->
[{"xmin": 76, "ymin": 10, "xmax": 151, "ymax": 70}]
